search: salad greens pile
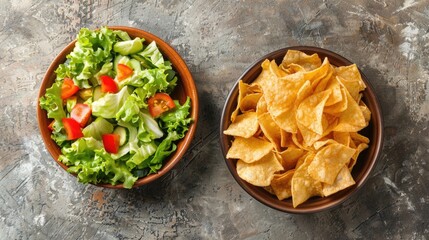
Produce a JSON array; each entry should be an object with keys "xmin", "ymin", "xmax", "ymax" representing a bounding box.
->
[{"xmin": 39, "ymin": 27, "xmax": 192, "ymax": 188}]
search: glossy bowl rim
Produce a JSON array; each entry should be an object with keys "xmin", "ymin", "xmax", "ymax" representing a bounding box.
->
[
  {"xmin": 220, "ymin": 46, "xmax": 384, "ymax": 214},
  {"xmin": 37, "ymin": 26, "xmax": 199, "ymax": 189}
]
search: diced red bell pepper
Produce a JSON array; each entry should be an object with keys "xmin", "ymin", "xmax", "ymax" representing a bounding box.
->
[
  {"xmin": 102, "ymin": 134, "xmax": 120, "ymax": 154},
  {"xmin": 100, "ymin": 75, "xmax": 118, "ymax": 93},
  {"xmin": 62, "ymin": 118, "xmax": 83, "ymax": 140},
  {"xmin": 61, "ymin": 78, "xmax": 80, "ymax": 99},
  {"xmin": 117, "ymin": 64, "xmax": 133, "ymax": 81},
  {"xmin": 70, "ymin": 103, "xmax": 92, "ymax": 127},
  {"xmin": 147, "ymin": 93, "xmax": 176, "ymax": 118}
]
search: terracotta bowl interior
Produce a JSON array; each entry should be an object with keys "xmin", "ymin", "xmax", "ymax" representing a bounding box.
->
[
  {"xmin": 37, "ymin": 26, "xmax": 199, "ymax": 188},
  {"xmin": 220, "ymin": 46, "xmax": 383, "ymax": 213}
]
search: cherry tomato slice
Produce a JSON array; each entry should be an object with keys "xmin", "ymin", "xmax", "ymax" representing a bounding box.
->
[
  {"xmin": 117, "ymin": 64, "xmax": 133, "ymax": 81},
  {"xmin": 102, "ymin": 134, "xmax": 120, "ymax": 154},
  {"xmin": 62, "ymin": 118, "xmax": 83, "ymax": 140},
  {"xmin": 147, "ymin": 93, "xmax": 176, "ymax": 118},
  {"xmin": 61, "ymin": 78, "xmax": 80, "ymax": 99},
  {"xmin": 70, "ymin": 103, "xmax": 92, "ymax": 127},
  {"xmin": 48, "ymin": 120, "xmax": 55, "ymax": 131},
  {"xmin": 100, "ymin": 75, "xmax": 118, "ymax": 93}
]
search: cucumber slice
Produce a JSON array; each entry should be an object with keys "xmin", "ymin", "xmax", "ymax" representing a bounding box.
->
[
  {"xmin": 113, "ymin": 126, "xmax": 128, "ymax": 146},
  {"xmin": 92, "ymin": 86, "xmax": 104, "ymax": 101},
  {"xmin": 131, "ymin": 54, "xmax": 156, "ymax": 69}
]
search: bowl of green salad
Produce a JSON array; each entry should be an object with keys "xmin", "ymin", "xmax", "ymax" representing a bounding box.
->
[{"xmin": 37, "ymin": 26, "xmax": 198, "ymax": 189}]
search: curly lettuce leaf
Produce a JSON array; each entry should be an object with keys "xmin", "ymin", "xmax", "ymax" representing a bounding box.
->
[
  {"xmin": 55, "ymin": 27, "xmax": 117, "ymax": 88},
  {"xmin": 159, "ymin": 97, "xmax": 192, "ymax": 138},
  {"xmin": 39, "ymin": 81, "xmax": 66, "ymax": 121},
  {"xmin": 39, "ymin": 81, "xmax": 68, "ymax": 146}
]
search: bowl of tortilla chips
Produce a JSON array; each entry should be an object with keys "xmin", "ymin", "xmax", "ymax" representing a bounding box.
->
[{"xmin": 220, "ymin": 46, "xmax": 383, "ymax": 213}]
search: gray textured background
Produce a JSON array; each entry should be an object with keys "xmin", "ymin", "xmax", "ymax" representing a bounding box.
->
[{"xmin": 1, "ymin": 0, "xmax": 428, "ymax": 239}]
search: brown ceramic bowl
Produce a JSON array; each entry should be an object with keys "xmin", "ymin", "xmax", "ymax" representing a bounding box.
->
[
  {"xmin": 37, "ymin": 26, "xmax": 198, "ymax": 188},
  {"xmin": 220, "ymin": 46, "xmax": 383, "ymax": 213}
]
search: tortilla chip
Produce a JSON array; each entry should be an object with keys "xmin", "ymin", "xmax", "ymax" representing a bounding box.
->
[
  {"xmin": 278, "ymin": 147, "xmax": 306, "ymax": 171},
  {"xmin": 226, "ymin": 136, "xmax": 273, "ymax": 163},
  {"xmin": 296, "ymin": 89, "xmax": 331, "ymax": 135},
  {"xmin": 236, "ymin": 152, "xmax": 284, "ymax": 187},
  {"xmin": 335, "ymin": 64, "xmax": 366, "ymax": 102},
  {"xmin": 281, "ymin": 50, "xmax": 322, "ymax": 71},
  {"xmin": 258, "ymin": 112, "xmax": 282, "ymax": 151},
  {"xmin": 291, "ymin": 154, "xmax": 323, "ymax": 207},
  {"xmin": 322, "ymin": 166, "xmax": 355, "ymax": 196},
  {"xmin": 224, "ymin": 112, "xmax": 259, "ymax": 138},
  {"xmin": 240, "ymin": 93, "xmax": 262, "ymax": 112},
  {"xmin": 333, "ymin": 90, "xmax": 367, "ymax": 132},
  {"xmin": 271, "ymin": 170, "xmax": 295, "ymax": 200},
  {"xmin": 307, "ymin": 143, "xmax": 356, "ymax": 184}
]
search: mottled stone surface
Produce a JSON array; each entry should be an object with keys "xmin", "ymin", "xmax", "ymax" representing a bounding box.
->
[{"xmin": 0, "ymin": 0, "xmax": 428, "ymax": 239}]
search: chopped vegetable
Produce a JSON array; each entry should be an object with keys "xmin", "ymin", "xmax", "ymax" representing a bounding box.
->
[
  {"xmin": 62, "ymin": 118, "xmax": 83, "ymax": 140},
  {"xmin": 48, "ymin": 120, "xmax": 55, "ymax": 131},
  {"xmin": 117, "ymin": 63, "xmax": 134, "ymax": 81},
  {"xmin": 100, "ymin": 75, "xmax": 118, "ymax": 93},
  {"xmin": 70, "ymin": 103, "xmax": 92, "ymax": 127},
  {"xmin": 148, "ymin": 93, "xmax": 176, "ymax": 118},
  {"xmin": 61, "ymin": 78, "xmax": 80, "ymax": 99},
  {"xmin": 102, "ymin": 134, "xmax": 120, "ymax": 154}
]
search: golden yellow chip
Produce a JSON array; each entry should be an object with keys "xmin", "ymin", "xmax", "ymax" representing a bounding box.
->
[
  {"xmin": 349, "ymin": 143, "xmax": 369, "ymax": 170},
  {"xmin": 325, "ymin": 78, "xmax": 343, "ymax": 106},
  {"xmin": 236, "ymin": 152, "xmax": 284, "ymax": 187},
  {"xmin": 333, "ymin": 90, "xmax": 367, "ymax": 132},
  {"xmin": 350, "ymin": 132, "xmax": 370, "ymax": 144},
  {"xmin": 281, "ymin": 63, "xmax": 306, "ymax": 74},
  {"xmin": 226, "ymin": 136, "xmax": 273, "ymax": 163},
  {"xmin": 258, "ymin": 60, "xmax": 307, "ymax": 133},
  {"xmin": 278, "ymin": 147, "xmax": 306, "ymax": 171},
  {"xmin": 324, "ymin": 85, "xmax": 348, "ymax": 115},
  {"xmin": 335, "ymin": 64, "xmax": 366, "ymax": 102},
  {"xmin": 223, "ymin": 112, "xmax": 259, "ymax": 138},
  {"xmin": 271, "ymin": 170, "xmax": 295, "ymax": 200},
  {"xmin": 296, "ymin": 89, "xmax": 331, "ymax": 135},
  {"xmin": 313, "ymin": 66, "xmax": 334, "ymax": 94},
  {"xmin": 313, "ymin": 139, "xmax": 337, "ymax": 150},
  {"xmin": 258, "ymin": 112, "xmax": 282, "ymax": 151},
  {"xmin": 240, "ymin": 93, "xmax": 262, "ymax": 112},
  {"xmin": 322, "ymin": 166, "xmax": 355, "ymax": 196},
  {"xmin": 291, "ymin": 154, "xmax": 323, "ymax": 207},
  {"xmin": 231, "ymin": 81, "xmax": 260, "ymax": 122},
  {"xmin": 304, "ymin": 58, "xmax": 331, "ymax": 89},
  {"xmin": 333, "ymin": 131, "xmax": 351, "ymax": 146},
  {"xmin": 359, "ymin": 101, "xmax": 371, "ymax": 124},
  {"xmin": 281, "ymin": 50, "xmax": 322, "ymax": 71},
  {"xmin": 307, "ymin": 143, "xmax": 356, "ymax": 184}
]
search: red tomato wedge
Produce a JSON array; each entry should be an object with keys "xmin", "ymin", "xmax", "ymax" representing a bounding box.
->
[
  {"xmin": 70, "ymin": 103, "xmax": 92, "ymax": 127},
  {"xmin": 102, "ymin": 134, "xmax": 120, "ymax": 154},
  {"xmin": 48, "ymin": 120, "xmax": 55, "ymax": 131},
  {"xmin": 61, "ymin": 78, "xmax": 80, "ymax": 99},
  {"xmin": 100, "ymin": 75, "xmax": 118, "ymax": 93},
  {"xmin": 117, "ymin": 64, "xmax": 133, "ymax": 81},
  {"xmin": 147, "ymin": 93, "xmax": 176, "ymax": 118},
  {"xmin": 62, "ymin": 118, "xmax": 83, "ymax": 140}
]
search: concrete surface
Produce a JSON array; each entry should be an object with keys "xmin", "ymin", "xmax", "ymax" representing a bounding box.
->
[{"xmin": 1, "ymin": 0, "xmax": 428, "ymax": 239}]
